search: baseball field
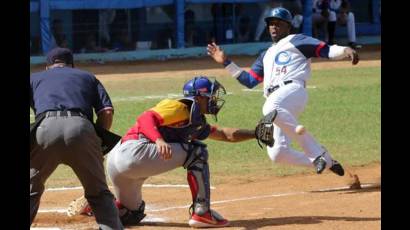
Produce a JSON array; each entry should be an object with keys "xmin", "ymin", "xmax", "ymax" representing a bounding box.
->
[{"xmin": 30, "ymin": 45, "xmax": 381, "ymax": 230}]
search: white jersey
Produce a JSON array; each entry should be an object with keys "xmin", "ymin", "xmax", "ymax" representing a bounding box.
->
[
  {"xmin": 224, "ymin": 32, "xmax": 348, "ymax": 99},
  {"xmin": 262, "ymin": 34, "xmax": 315, "ymax": 95}
]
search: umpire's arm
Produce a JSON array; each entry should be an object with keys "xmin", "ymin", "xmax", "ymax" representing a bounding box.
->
[
  {"xmin": 96, "ymin": 109, "xmax": 113, "ymax": 130},
  {"xmin": 208, "ymin": 126, "xmax": 255, "ymax": 142}
]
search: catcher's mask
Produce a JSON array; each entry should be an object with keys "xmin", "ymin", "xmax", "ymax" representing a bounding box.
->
[{"xmin": 183, "ymin": 76, "xmax": 226, "ymax": 121}]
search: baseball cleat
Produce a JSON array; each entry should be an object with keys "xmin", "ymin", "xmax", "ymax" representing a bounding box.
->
[
  {"xmin": 329, "ymin": 160, "xmax": 345, "ymax": 176},
  {"xmin": 348, "ymin": 42, "xmax": 362, "ymax": 50},
  {"xmin": 189, "ymin": 209, "xmax": 230, "ymax": 228},
  {"xmin": 118, "ymin": 200, "xmax": 146, "ymax": 226},
  {"xmin": 313, "ymin": 154, "xmax": 327, "ymax": 174}
]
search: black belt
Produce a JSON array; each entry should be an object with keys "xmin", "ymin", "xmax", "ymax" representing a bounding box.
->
[
  {"xmin": 44, "ymin": 110, "xmax": 85, "ymax": 118},
  {"xmin": 267, "ymin": 80, "xmax": 293, "ymax": 94}
]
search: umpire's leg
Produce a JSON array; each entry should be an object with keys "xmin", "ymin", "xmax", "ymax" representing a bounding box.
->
[
  {"xmin": 30, "ymin": 118, "xmax": 63, "ymax": 225},
  {"xmin": 30, "ymin": 150, "xmax": 60, "ymax": 223},
  {"xmin": 63, "ymin": 117, "xmax": 123, "ymax": 230}
]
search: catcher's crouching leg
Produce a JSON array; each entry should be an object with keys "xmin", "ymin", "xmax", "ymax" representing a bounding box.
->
[{"xmin": 183, "ymin": 141, "xmax": 229, "ymax": 228}]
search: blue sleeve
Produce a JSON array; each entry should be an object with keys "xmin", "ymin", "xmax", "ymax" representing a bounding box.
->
[
  {"xmin": 94, "ymin": 78, "xmax": 114, "ymax": 114},
  {"xmin": 235, "ymin": 51, "xmax": 265, "ymax": 88},
  {"xmin": 290, "ymin": 35, "xmax": 330, "ymax": 59}
]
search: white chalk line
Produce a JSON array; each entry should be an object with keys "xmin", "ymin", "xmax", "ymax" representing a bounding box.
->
[
  {"xmin": 45, "ymin": 184, "xmax": 215, "ymax": 192},
  {"xmin": 142, "ymin": 183, "xmax": 379, "ymax": 212},
  {"xmin": 111, "ymin": 92, "xmax": 234, "ymax": 102},
  {"xmin": 39, "ymin": 183, "xmax": 378, "ymax": 214},
  {"xmin": 31, "ymin": 228, "xmax": 62, "ymax": 230},
  {"xmin": 242, "ymin": 86, "xmax": 317, "ymax": 92}
]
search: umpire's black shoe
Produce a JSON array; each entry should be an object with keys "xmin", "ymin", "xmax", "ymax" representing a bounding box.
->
[
  {"xmin": 329, "ymin": 160, "xmax": 345, "ymax": 176},
  {"xmin": 313, "ymin": 154, "xmax": 327, "ymax": 174}
]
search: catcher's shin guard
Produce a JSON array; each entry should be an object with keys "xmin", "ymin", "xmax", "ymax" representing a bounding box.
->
[{"xmin": 183, "ymin": 141, "xmax": 211, "ymax": 216}]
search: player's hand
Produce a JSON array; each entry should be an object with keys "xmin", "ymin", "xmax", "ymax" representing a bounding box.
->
[
  {"xmin": 207, "ymin": 42, "xmax": 227, "ymax": 64},
  {"xmin": 344, "ymin": 47, "xmax": 359, "ymax": 65},
  {"xmin": 155, "ymin": 138, "xmax": 172, "ymax": 160}
]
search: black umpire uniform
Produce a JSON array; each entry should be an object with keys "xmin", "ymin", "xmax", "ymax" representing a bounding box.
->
[{"xmin": 30, "ymin": 48, "xmax": 123, "ymax": 230}]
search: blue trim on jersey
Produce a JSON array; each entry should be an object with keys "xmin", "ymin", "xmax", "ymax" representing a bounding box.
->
[
  {"xmin": 237, "ymin": 72, "xmax": 260, "ymax": 88},
  {"xmin": 236, "ymin": 50, "xmax": 266, "ymax": 89},
  {"xmin": 290, "ymin": 34, "xmax": 330, "ymax": 59}
]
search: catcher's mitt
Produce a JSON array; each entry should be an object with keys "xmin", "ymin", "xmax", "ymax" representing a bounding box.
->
[
  {"xmin": 255, "ymin": 110, "xmax": 277, "ymax": 148},
  {"xmin": 67, "ymin": 195, "xmax": 93, "ymax": 217}
]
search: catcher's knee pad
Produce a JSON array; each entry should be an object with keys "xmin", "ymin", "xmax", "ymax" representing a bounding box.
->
[
  {"xmin": 118, "ymin": 200, "xmax": 146, "ymax": 226},
  {"xmin": 182, "ymin": 142, "xmax": 210, "ymax": 216}
]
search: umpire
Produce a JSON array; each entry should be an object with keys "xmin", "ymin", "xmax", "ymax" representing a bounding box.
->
[{"xmin": 30, "ymin": 47, "xmax": 123, "ymax": 230}]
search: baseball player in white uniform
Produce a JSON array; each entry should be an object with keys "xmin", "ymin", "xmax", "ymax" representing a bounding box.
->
[{"xmin": 207, "ymin": 7, "xmax": 359, "ymax": 176}]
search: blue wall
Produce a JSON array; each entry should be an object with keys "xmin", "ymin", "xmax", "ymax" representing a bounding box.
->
[{"xmin": 30, "ymin": 0, "xmax": 380, "ymax": 55}]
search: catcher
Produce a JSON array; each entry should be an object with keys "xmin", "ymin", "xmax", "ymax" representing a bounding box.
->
[{"xmin": 67, "ymin": 76, "xmax": 274, "ymax": 227}]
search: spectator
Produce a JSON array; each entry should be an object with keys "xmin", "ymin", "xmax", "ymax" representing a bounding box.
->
[
  {"xmin": 153, "ymin": 26, "xmax": 173, "ymax": 49},
  {"xmin": 184, "ymin": 9, "xmax": 206, "ymax": 47},
  {"xmin": 313, "ymin": 0, "xmax": 361, "ymax": 49},
  {"xmin": 379, "ymin": 0, "xmax": 381, "ymax": 22},
  {"xmin": 185, "ymin": 9, "xmax": 197, "ymax": 47},
  {"xmin": 312, "ymin": 0, "xmax": 333, "ymax": 43},
  {"xmin": 210, "ymin": 3, "xmax": 236, "ymax": 44},
  {"xmin": 59, "ymin": 38, "xmax": 70, "ymax": 49},
  {"xmin": 98, "ymin": 9, "xmax": 116, "ymax": 47},
  {"xmin": 50, "ymin": 19, "xmax": 67, "ymax": 48},
  {"xmin": 82, "ymin": 34, "xmax": 109, "ymax": 53},
  {"xmin": 236, "ymin": 16, "xmax": 253, "ymax": 42},
  {"xmin": 330, "ymin": 0, "xmax": 361, "ymax": 49},
  {"xmin": 112, "ymin": 30, "xmax": 135, "ymax": 51}
]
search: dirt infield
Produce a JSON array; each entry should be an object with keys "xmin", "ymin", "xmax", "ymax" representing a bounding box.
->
[{"xmin": 32, "ymin": 163, "xmax": 380, "ymax": 230}]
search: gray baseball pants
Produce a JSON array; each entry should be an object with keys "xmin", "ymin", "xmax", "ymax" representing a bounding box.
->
[
  {"xmin": 30, "ymin": 114, "xmax": 123, "ymax": 230},
  {"xmin": 106, "ymin": 137, "xmax": 188, "ymax": 210}
]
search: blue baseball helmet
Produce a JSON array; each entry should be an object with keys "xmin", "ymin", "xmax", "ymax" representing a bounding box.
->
[
  {"xmin": 183, "ymin": 76, "xmax": 226, "ymax": 117},
  {"xmin": 264, "ymin": 7, "xmax": 293, "ymax": 25}
]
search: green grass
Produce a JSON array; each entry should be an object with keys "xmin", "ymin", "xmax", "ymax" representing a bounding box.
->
[{"xmin": 32, "ymin": 66, "xmax": 380, "ymax": 188}]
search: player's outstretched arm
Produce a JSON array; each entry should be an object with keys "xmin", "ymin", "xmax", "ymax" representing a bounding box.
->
[
  {"xmin": 207, "ymin": 42, "xmax": 228, "ymax": 64},
  {"xmin": 327, "ymin": 45, "xmax": 359, "ymax": 65},
  {"xmin": 207, "ymin": 42, "xmax": 263, "ymax": 89},
  {"xmin": 208, "ymin": 126, "xmax": 255, "ymax": 142}
]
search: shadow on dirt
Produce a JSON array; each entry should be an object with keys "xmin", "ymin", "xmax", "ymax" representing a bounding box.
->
[
  {"xmin": 137, "ymin": 215, "xmax": 380, "ymax": 229},
  {"xmin": 310, "ymin": 183, "xmax": 381, "ymax": 194},
  {"xmin": 229, "ymin": 215, "xmax": 380, "ymax": 229},
  {"xmin": 140, "ymin": 222, "xmax": 190, "ymax": 228}
]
